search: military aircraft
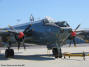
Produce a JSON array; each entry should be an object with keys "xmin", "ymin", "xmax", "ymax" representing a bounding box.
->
[{"xmin": 0, "ymin": 16, "xmax": 79, "ymax": 58}]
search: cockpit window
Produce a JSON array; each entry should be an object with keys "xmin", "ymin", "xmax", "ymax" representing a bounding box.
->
[{"xmin": 55, "ymin": 21, "xmax": 70, "ymax": 27}]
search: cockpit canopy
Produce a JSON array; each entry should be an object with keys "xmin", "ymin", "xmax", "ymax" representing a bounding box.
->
[
  {"xmin": 42, "ymin": 16, "xmax": 55, "ymax": 24},
  {"xmin": 55, "ymin": 21, "xmax": 70, "ymax": 27},
  {"xmin": 42, "ymin": 17, "xmax": 70, "ymax": 27}
]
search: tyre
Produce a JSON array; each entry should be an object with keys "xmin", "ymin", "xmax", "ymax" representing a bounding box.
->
[
  {"xmin": 5, "ymin": 49, "xmax": 9, "ymax": 58},
  {"xmin": 10, "ymin": 49, "xmax": 14, "ymax": 58},
  {"xmin": 52, "ymin": 48, "xmax": 58, "ymax": 58},
  {"xmin": 5, "ymin": 49, "xmax": 14, "ymax": 58},
  {"xmin": 58, "ymin": 48, "xmax": 62, "ymax": 58}
]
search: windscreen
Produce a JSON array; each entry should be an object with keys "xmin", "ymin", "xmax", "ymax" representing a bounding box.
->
[{"xmin": 55, "ymin": 21, "xmax": 70, "ymax": 27}]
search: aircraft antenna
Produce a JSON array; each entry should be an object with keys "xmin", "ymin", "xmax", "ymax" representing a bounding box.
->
[{"xmin": 30, "ymin": 14, "xmax": 34, "ymax": 24}]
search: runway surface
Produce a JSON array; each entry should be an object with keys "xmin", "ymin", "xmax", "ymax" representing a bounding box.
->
[{"xmin": 0, "ymin": 43, "xmax": 89, "ymax": 67}]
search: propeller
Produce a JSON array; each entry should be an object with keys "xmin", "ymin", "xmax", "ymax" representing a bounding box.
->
[
  {"xmin": 8, "ymin": 25, "xmax": 25, "ymax": 50},
  {"xmin": 8, "ymin": 19, "xmax": 33, "ymax": 50},
  {"xmin": 16, "ymin": 32, "xmax": 24, "ymax": 50},
  {"xmin": 6, "ymin": 15, "xmax": 34, "ymax": 50},
  {"xmin": 23, "ymin": 24, "xmax": 32, "ymax": 34},
  {"xmin": 68, "ymin": 24, "xmax": 81, "ymax": 47}
]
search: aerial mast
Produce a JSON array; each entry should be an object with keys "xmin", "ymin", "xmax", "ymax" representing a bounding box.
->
[{"xmin": 30, "ymin": 14, "xmax": 34, "ymax": 24}]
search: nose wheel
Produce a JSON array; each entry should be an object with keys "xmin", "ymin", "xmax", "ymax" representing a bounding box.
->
[
  {"xmin": 5, "ymin": 49, "xmax": 14, "ymax": 58},
  {"xmin": 52, "ymin": 48, "xmax": 62, "ymax": 58}
]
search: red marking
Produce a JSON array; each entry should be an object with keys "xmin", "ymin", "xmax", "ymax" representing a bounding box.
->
[
  {"xmin": 18, "ymin": 32, "xmax": 24, "ymax": 39},
  {"xmin": 71, "ymin": 31, "xmax": 76, "ymax": 37}
]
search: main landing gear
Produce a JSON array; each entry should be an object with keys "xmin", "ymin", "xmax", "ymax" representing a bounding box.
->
[
  {"xmin": 5, "ymin": 49, "xmax": 14, "ymax": 58},
  {"xmin": 52, "ymin": 48, "xmax": 62, "ymax": 58},
  {"xmin": 5, "ymin": 41, "xmax": 14, "ymax": 58}
]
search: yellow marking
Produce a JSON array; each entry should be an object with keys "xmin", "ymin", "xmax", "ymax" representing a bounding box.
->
[
  {"xmin": 64, "ymin": 54, "xmax": 83, "ymax": 56},
  {"xmin": 63, "ymin": 52, "xmax": 89, "ymax": 57},
  {"xmin": 6, "ymin": 30, "xmax": 9, "ymax": 32},
  {"xmin": 85, "ymin": 40, "xmax": 89, "ymax": 43},
  {"xmin": 87, "ymin": 54, "xmax": 89, "ymax": 56}
]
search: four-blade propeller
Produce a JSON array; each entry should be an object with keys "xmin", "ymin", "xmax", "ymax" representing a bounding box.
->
[
  {"xmin": 8, "ymin": 24, "xmax": 32, "ymax": 50},
  {"xmin": 68, "ymin": 24, "xmax": 81, "ymax": 47}
]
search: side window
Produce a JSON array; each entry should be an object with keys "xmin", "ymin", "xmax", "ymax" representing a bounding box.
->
[{"xmin": 42, "ymin": 19, "xmax": 49, "ymax": 25}]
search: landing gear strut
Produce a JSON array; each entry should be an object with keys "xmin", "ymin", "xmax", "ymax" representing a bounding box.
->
[{"xmin": 52, "ymin": 48, "xmax": 62, "ymax": 58}]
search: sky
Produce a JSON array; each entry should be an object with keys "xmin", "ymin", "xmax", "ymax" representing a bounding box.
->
[{"xmin": 0, "ymin": 0, "xmax": 89, "ymax": 29}]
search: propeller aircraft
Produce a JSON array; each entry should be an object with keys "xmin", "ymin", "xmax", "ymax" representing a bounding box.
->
[{"xmin": 0, "ymin": 16, "xmax": 80, "ymax": 58}]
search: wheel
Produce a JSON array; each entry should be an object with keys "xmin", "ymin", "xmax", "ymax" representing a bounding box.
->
[
  {"xmin": 5, "ymin": 49, "xmax": 14, "ymax": 58},
  {"xmin": 5, "ymin": 49, "xmax": 9, "ymax": 58},
  {"xmin": 52, "ymin": 48, "xmax": 62, "ymax": 58},
  {"xmin": 58, "ymin": 48, "xmax": 62, "ymax": 58},
  {"xmin": 52, "ymin": 48, "xmax": 58, "ymax": 58},
  {"xmin": 10, "ymin": 49, "xmax": 14, "ymax": 57}
]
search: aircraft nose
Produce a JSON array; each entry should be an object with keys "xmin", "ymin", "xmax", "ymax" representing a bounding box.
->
[{"xmin": 56, "ymin": 27, "xmax": 72, "ymax": 46}]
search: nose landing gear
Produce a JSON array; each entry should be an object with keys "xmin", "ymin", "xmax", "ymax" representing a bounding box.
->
[{"xmin": 52, "ymin": 48, "xmax": 62, "ymax": 58}]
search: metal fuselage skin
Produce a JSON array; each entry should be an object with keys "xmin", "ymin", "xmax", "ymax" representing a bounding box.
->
[{"xmin": 0, "ymin": 19, "xmax": 72, "ymax": 49}]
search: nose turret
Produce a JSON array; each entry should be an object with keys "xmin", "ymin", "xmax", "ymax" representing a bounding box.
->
[{"xmin": 56, "ymin": 27, "xmax": 72, "ymax": 46}]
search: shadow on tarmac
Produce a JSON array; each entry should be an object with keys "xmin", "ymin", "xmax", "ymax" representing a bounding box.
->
[
  {"xmin": 0, "ymin": 54, "xmax": 85, "ymax": 61},
  {"xmin": 0, "ymin": 54, "xmax": 9, "ymax": 60},
  {"xmin": 14, "ymin": 54, "xmax": 54, "ymax": 61},
  {"xmin": 0, "ymin": 54, "xmax": 55, "ymax": 61}
]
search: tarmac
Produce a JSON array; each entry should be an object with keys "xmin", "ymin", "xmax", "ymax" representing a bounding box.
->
[{"xmin": 0, "ymin": 43, "xmax": 89, "ymax": 67}]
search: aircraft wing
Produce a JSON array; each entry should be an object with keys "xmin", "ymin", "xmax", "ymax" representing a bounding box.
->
[
  {"xmin": 0, "ymin": 29, "xmax": 18, "ymax": 35},
  {"xmin": 75, "ymin": 29, "xmax": 89, "ymax": 42}
]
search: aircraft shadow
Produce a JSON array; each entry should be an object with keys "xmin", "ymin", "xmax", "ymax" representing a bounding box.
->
[
  {"xmin": 0, "ymin": 54, "xmax": 9, "ymax": 60},
  {"xmin": 0, "ymin": 54, "xmax": 54, "ymax": 61},
  {"xmin": 14, "ymin": 54, "xmax": 54, "ymax": 61}
]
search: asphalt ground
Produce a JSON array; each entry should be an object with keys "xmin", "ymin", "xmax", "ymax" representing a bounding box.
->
[{"xmin": 0, "ymin": 43, "xmax": 89, "ymax": 67}]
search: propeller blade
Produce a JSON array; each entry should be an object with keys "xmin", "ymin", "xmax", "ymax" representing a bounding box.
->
[
  {"xmin": 17, "ymin": 42, "xmax": 21, "ymax": 51},
  {"xmin": 73, "ymin": 24, "xmax": 81, "ymax": 47},
  {"xmin": 74, "ymin": 24, "xmax": 81, "ymax": 31},
  {"xmin": 8, "ymin": 25, "xmax": 16, "ymax": 31},
  {"xmin": 22, "ymin": 38, "xmax": 26, "ymax": 50},
  {"xmin": 8, "ymin": 25, "xmax": 18, "ymax": 35},
  {"xmin": 23, "ymin": 24, "xmax": 32, "ymax": 33},
  {"xmin": 23, "ymin": 43, "xmax": 26, "ymax": 50},
  {"xmin": 73, "ymin": 37, "xmax": 77, "ymax": 47}
]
